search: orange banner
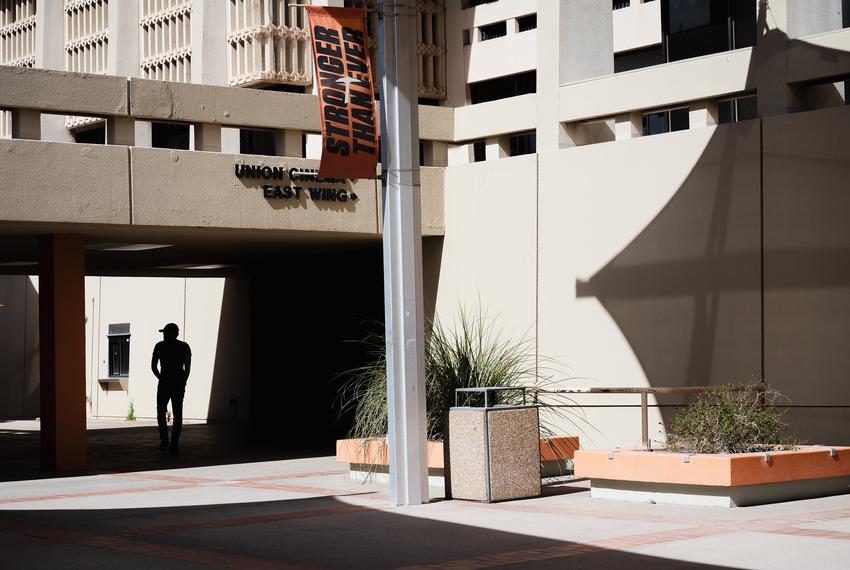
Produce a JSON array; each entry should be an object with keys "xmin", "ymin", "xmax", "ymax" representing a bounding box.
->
[{"xmin": 306, "ymin": 6, "xmax": 378, "ymax": 180}]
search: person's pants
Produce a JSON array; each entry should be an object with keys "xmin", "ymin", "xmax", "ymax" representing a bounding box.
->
[{"xmin": 157, "ymin": 382, "xmax": 185, "ymax": 444}]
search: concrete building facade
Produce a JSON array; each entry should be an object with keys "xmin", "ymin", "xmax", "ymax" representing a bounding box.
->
[{"xmin": 1, "ymin": 0, "xmax": 849, "ymax": 469}]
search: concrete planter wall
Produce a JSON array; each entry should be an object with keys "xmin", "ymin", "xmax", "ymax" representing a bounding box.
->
[
  {"xmin": 336, "ymin": 435, "xmax": 580, "ymax": 487},
  {"xmin": 575, "ymin": 446, "xmax": 850, "ymax": 507}
]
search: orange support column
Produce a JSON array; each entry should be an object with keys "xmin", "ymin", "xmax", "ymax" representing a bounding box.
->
[{"xmin": 39, "ymin": 234, "xmax": 87, "ymax": 471}]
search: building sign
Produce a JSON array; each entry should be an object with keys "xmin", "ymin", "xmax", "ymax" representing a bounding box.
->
[
  {"xmin": 235, "ymin": 164, "xmax": 358, "ymax": 203},
  {"xmin": 306, "ymin": 6, "xmax": 378, "ymax": 180}
]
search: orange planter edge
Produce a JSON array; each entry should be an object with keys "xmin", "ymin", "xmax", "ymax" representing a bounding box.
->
[
  {"xmin": 336, "ymin": 435, "xmax": 580, "ymax": 469},
  {"xmin": 574, "ymin": 446, "xmax": 850, "ymax": 487}
]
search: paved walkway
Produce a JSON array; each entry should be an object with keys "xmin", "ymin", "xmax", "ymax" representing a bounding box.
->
[{"xmin": 1, "ymin": 452, "xmax": 849, "ymax": 569}]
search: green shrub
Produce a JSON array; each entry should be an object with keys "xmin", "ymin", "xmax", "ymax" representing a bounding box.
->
[
  {"xmin": 336, "ymin": 308, "xmax": 586, "ymax": 442},
  {"xmin": 666, "ymin": 384, "xmax": 797, "ymax": 454},
  {"xmin": 125, "ymin": 400, "xmax": 137, "ymax": 422}
]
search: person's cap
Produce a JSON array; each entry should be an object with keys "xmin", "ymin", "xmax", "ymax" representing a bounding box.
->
[{"xmin": 159, "ymin": 323, "xmax": 179, "ymax": 334}]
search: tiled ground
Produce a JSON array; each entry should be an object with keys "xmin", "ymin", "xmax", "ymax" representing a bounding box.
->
[{"xmin": 2, "ymin": 452, "xmax": 850, "ymax": 569}]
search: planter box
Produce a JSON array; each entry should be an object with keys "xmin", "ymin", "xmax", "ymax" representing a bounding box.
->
[
  {"xmin": 336, "ymin": 435, "xmax": 579, "ymax": 487},
  {"xmin": 575, "ymin": 446, "xmax": 850, "ymax": 507}
]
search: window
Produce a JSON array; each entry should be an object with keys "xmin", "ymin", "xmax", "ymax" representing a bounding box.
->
[
  {"xmin": 642, "ymin": 107, "xmax": 689, "ymax": 136},
  {"xmin": 152, "ymin": 122, "xmax": 190, "ymax": 150},
  {"xmin": 469, "ymin": 71, "xmax": 536, "ymax": 104},
  {"xmin": 241, "ymin": 129, "xmax": 277, "ymax": 155},
  {"xmin": 663, "ymin": 0, "xmax": 756, "ymax": 63},
  {"xmin": 718, "ymin": 95, "xmax": 758, "ymax": 124},
  {"xmin": 74, "ymin": 125, "xmax": 105, "ymax": 145},
  {"xmin": 613, "ymin": 0, "xmax": 631, "ymax": 9},
  {"xmin": 479, "ymin": 21, "xmax": 507, "ymax": 41},
  {"xmin": 108, "ymin": 324, "xmax": 130, "ymax": 378},
  {"xmin": 615, "ymin": 45, "xmax": 665, "ymax": 72},
  {"xmin": 517, "ymin": 14, "xmax": 537, "ymax": 32},
  {"xmin": 472, "ymin": 140, "xmax": 486, "ymax": 162},
  {"xmin": 509, "ymin": 132, "xmax": 536, "ymax": 156},
  {"xmin": 462, "ymin": 0, "xmax": 497, "ymax": 9}
]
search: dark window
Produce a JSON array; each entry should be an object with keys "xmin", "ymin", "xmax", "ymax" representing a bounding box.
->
[
  {"xmin": 418, "ymin": 97, "xmax": 440, "ymax": 106},
  {"xmin": 718, "ymin": 95, "xmax": 758, "ymax": 123},
  {"xmin": 469, "ymin": 70, "xmax": 536, "ymax": 104},
  {"xmin": 261, "ymin": 83, "xmax": 307, "ymax": 94},
  {"xmin": 75, "ymin": 125, "xmax": 105, "ymax": 144},
  {"xmin": 845, "ymin": 0, "xmax": 850, "ymax": 29},
  {"xmin": 663, "ymin": 0, "xmax": 756, "ymax": 62},
  {"xmin": 463, "ymin": 29, "xmax": 472, "ymax": 45},
  {"xmin": 613, "ymin": 0, "xmax": 631, "ymax": 9},
  {"xmin": 419, "ymin": 141, "xmax": 426, "ymax": 166},
  {"xmin": 108, "ymin": 324, "xmax": 130, "ymax": 378},
  {"xmin": 643, "ymin": 111, "xmax": 669, "ymax": 136},
  {"xmin": 615, "ymin": 45, "xmax": 665, "ymax": 72},
  {"xmin": 509, "ymin": 132, "xmax": 536, "ymax": 156},
  {"xmin": 472, "ymin": 140, "xmax": 486, "ymax": 162},
  {"xmin": 462, "ymin": 0, "xmax": 497, "ymax": 9},
  {"xmin": 479, "ymin": 21, "xmax": 507, "ymax": 41},
  {"xmin": 643, "ymin": 107, "xmax": 689, "ymax": 135},
  {"xmin": 152, "ymin": 122, "xmax": 190, "ymax": 150},
  {"xmin": 240, "ymin": 129, "xmax": 277, "ymax": 155},
  {"xmin": 517, "ymin": 14, "xmax": 537, "ymax": 32},
  {"xmin": 736, "ymin": 95, "xmax": 758, "ymax": 120}
]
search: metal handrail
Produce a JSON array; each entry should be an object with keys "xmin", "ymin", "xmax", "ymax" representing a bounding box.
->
[{"xmin": 533, "ymin": 385, "xmax": 763, "ymax": 451}]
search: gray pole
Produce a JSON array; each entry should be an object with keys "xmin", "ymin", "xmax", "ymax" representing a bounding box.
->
[{"xmin": 378, "ymin": 0, "xmax": 429, "ymax": 506}]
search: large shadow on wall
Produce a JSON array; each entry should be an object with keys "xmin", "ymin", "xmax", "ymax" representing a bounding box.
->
[{"xmin": 575, "ymin": 8, "xmax": 850, "ymax": 443}]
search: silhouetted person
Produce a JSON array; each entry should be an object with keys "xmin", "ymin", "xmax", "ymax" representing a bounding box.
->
[{"xmin": 151, "ymin": 323, "xmax": 192, "ymax": 452}]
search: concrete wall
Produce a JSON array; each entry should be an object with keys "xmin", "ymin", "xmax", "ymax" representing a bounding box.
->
[
  {"xmin": 613, "ymin": 0, "xmax": 662, "ymax": 54},
  {"xmin": 0, "ymin": 276, "xmax": 40, "ymax": 419},
  {"xmin": 0, "ymin": 275, "xmax": 251, "ymax": 423}
]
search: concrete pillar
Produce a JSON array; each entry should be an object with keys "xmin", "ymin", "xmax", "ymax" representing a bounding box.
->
[
  {"xmin": 39, "ymin": 234, "xmax": 87, "ymax": 471},
  {"xmin": 194, "ymin": 123, "xmax": 222, "ymax": 152},
  {"xmin": 107, "ymin": 0, "xmax": 139, "ymax": 76},
  {"xmin": 221, "ymin": 127, "xmax": 241, "ymax": 154},
  {"xmin": 305, "ymin": 133, "xmax": 323, "ymax": 159},
  {"xmin": 447, "ymin": 143, "xmax": 472, "ymax": 166},
  {"xmin": 538, "ymin": 0, "xmax": 613, "ymax": 152},
  {"xmin": 12, "ymin": 109, "xmax": 41, "ymax": 140},
  {"xmin": 485, "ymin": 136, "xmax": 507, "ymax": 160},
  {"xmin": 192, "ymin": 0, "xmax": 228, "ymax": 85},
  {"xmin": 689, "ymin": 100, "xmax": 718, "ymax": 128},
  {"xmin": 107, "ymin": 117, "xmax": 135, "ymax": 145},
  {"xmin": 430, "ymin": 141, "xmax": 449, "ymax": 167},
  {"xmin": 276, "ymin": 129, "xmax": 303, "ymax": 158},
  {"xmin": 787, "ymin": 0, "xmax": 844, "ymax": 38},
  {"xmin": 34, "ymin": 0, "xmax": 65, "ymax": 71},
  {"xmin": 614, "ymin": 112, "xmax": 642, "ymax": 140},
  {"xmin": 135, "ymin": 121, "xmax": 153, "ymax": 148}
]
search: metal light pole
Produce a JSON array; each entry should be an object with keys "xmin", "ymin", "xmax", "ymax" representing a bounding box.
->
[{"xmin": 377, "ymin": 0, "xmax": 430, "ymax": 506}]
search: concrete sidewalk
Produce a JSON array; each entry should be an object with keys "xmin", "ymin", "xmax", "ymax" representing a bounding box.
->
[{"xmin": 1, "ymin": 455, "xmax": 849, "ymax": 569}]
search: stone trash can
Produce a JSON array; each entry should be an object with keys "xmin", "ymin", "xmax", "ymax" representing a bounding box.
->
[{"xmin": 448, "ymin": 387, "xmax": 541, "ymax": 502}]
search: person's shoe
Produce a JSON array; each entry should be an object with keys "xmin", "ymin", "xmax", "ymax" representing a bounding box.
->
[
  {"xmin": 158, "ymin": 440, "xmax": 169, "ymax": 451},
  {"xmin": 168, "ymin": 442, "xmax": 180, "ymax": 453}
]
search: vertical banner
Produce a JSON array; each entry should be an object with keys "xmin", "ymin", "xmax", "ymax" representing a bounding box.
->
[{"xmin": 306, "ymin": 6, "xmax": 378, "ymax": 180}]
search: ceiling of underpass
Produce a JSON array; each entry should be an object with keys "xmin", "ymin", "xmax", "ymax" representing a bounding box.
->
[{"xmin": 0, "ymin": 223, "xmax": 383, "ymax": 277}]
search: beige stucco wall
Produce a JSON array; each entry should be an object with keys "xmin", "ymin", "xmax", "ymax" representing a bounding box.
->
[
  {"xmin": 613, "ymin": 0, "xmax": 662, "ymax": 54},
  {"xmin": 88, "ymin": 276, "xmax": 250, "ymax": 422},
  {"xmin": 435, "ymin": 154, "xmax": 538, "ymax": 343}
]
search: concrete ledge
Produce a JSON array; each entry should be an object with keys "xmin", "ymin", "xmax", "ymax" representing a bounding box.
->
[
  {"xmin": 129, "ymin": 78, "xmax": 319, "ymax": 130},
  {"xmin": 576, "ymin": 447, "xmax": 850, "ymax": 507},
  {"xmin": 0, "ymin": 65, "xmax": 128, "ymax": 116},
  {"xmin": 590, "ymin": 476, "xmax": 850, "ymax": 508},
  {"xmin": 787, "ymin": 28, "xmax": 850, "ymax": 84},
  {"xmin": 337, "ymin": 435, "xmax": 579, "ymax": 469}
]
